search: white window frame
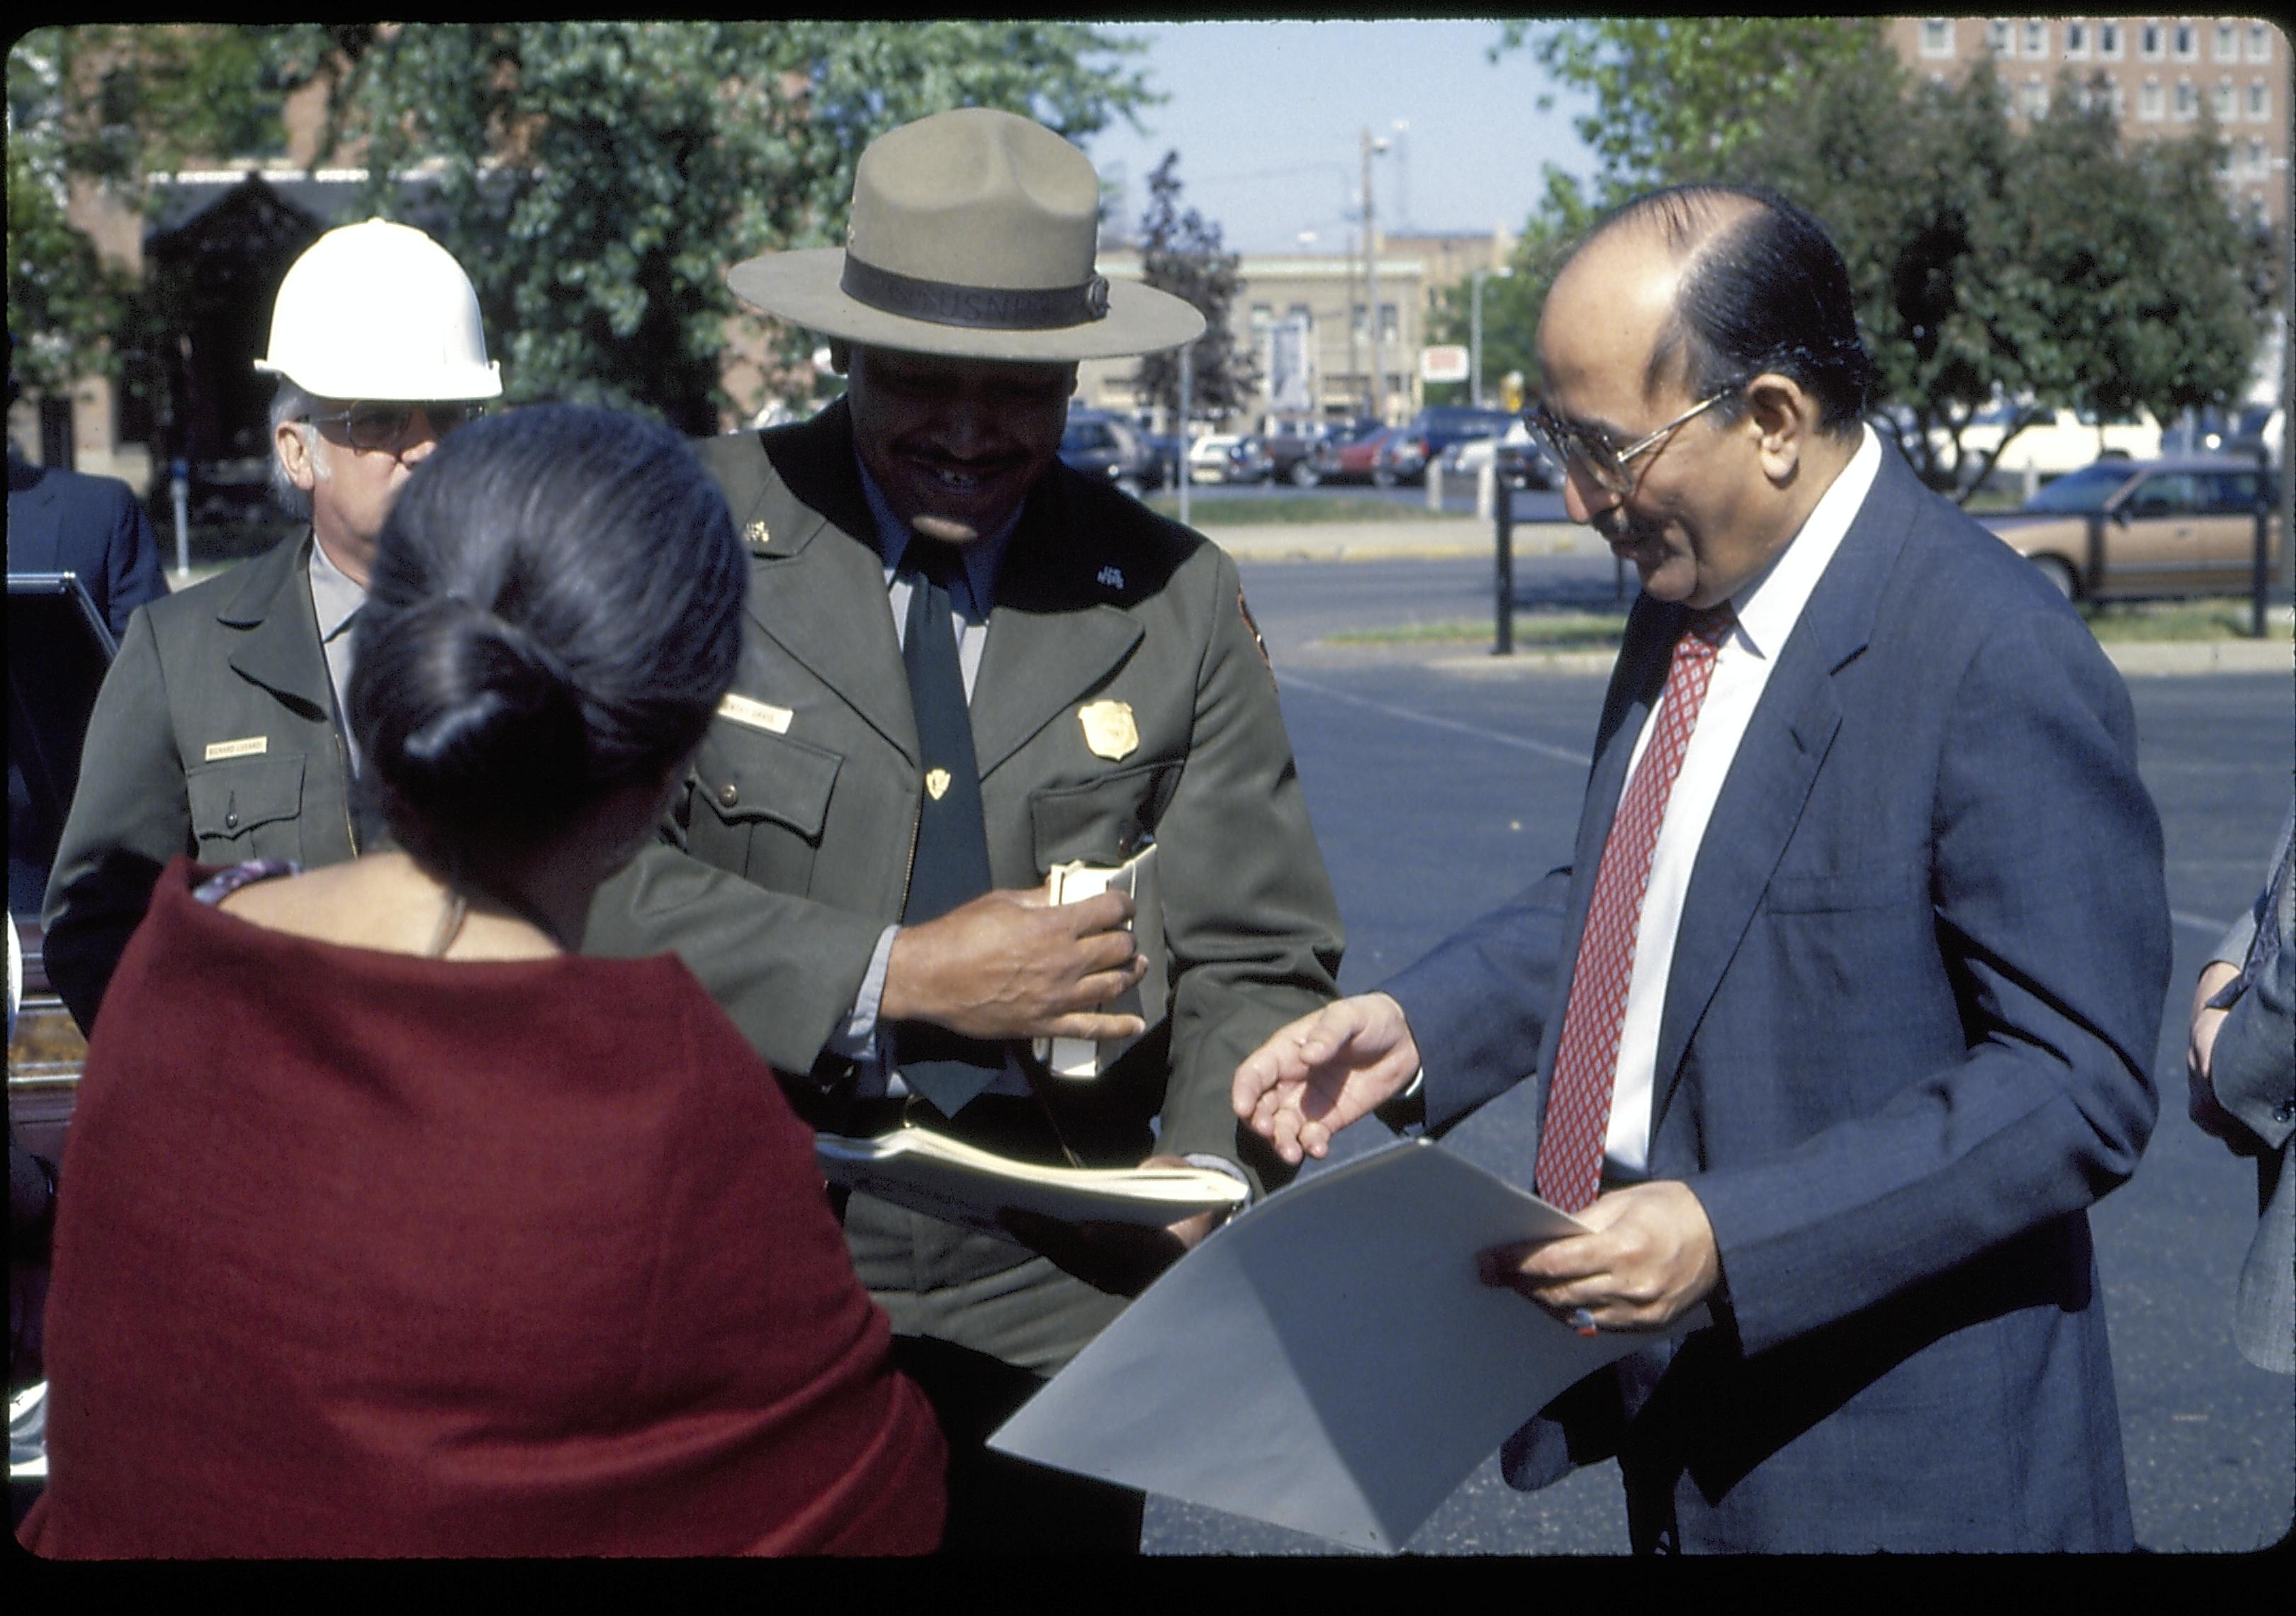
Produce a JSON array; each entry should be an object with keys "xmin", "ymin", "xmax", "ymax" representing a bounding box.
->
[
  {"xmin": 2249, "ymin": 23, "xmax": 2272, "ymax": 64},
  {"xmin": 2215, "ymin": 23, "xmax": 2239, "ymax": 63},
  {"xmin": 1919, "ymin": 17, "xmax": 1954, "ymax": 58},
  {"xmin": 2139, "ymin": 77, "xmax": 2165, "ymax": 120},
  {"xmin": 2249, "ymin": 79, "xmax": 2270, "ymax": 120},
  {"xmin": 1988, "ymin": 19, "xmax": 2013, "ymax": 56},
  {"xmin": 2100, "ymin": 21, "xmax": 2125, "ymax": 60},
  {"xmin": 2064, "ymin": 21, "xmax": 2090, "ymax": 60},
  {"xmin": 2023, "ymin": 74, "xmax": 2049, "ymax": 117},
  {"xmin": 2216, "ymin": 77, "xmax": 2239, "ymax": 121},
  {"xmin": 2141, "ymin": 21, "xmax": 2165, "ymax": 61},
  {"xmin": 2173, "ymin": 78, "xmax": 2198, "ymax": 120},
  {"xmin": 2250, "ymin": 137, "xmax": 2269, "ymax": 178},
  {"xmin": 2024, "ymin": 20, "xmax": 2048, "ymax": 57}
]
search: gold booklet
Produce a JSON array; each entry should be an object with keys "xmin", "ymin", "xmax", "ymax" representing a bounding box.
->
[{"xmin": 1034, "ymin": 843, "xmax": 1167, "ymax": 1080}]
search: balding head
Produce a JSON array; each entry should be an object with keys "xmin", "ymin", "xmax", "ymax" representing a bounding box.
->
[
  {"xmin": 1563, "ymin": 184, "xmax": 1873, "ymax": 437},
  {"xmin": 1531, "ymin": 185, "xmax": 1872, "ymax": 610}
]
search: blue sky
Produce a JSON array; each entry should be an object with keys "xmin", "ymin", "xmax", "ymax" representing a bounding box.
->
[{"xmin": 1079, "ymin": 19, "xmax": 1599, "ymax": 256}]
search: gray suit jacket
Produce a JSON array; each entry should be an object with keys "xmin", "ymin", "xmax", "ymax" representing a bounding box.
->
[
  {"xmin": 1386, "ymin": 442, "xmax": 2168, "ymax": 1551},
  {"xmin": 2207, "ymin": 805, "xmax": 2295, "ymax": 1374},
  {"xmin": 43, "ymin": 532, "xmax": 360, "ymax": 1032}
]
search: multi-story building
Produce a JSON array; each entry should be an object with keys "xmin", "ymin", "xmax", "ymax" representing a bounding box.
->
[
  {"xmin": 1887, "ymin": 16, "xmax": 2288, "ymax": 230},
  {"xmin": 1079, "ymin": 227, "xmax": 1512, "ymax": 432}
]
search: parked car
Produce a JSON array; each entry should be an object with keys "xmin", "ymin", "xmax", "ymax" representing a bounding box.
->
[
  {"xmin": 1058, "ymin": 410, "xmax": 1156, "ymax": 493},
  {"xmin": 1931, "ymin": 401, "xmax": 2163, "ymax": 489},
  {"xmin": 1136, "ymin": 431, "xmax": 1181, "ymax": 490},
  {"xmin": 1309, "ymin": 425, "xmax": 1401, "ymax": 486},
  {"xmin": 1256, "ymin": 420, "xmax": 1326, "ymax": 487},
  {"xmin": 1979, "ymin": 455, "xmax": 2283, "ymax": 600},
  {"xmin": 1440, "ymin": 419, "xmax": 1560, "ymax": 490},
  {"xmin": 1186, "ymin": 433, "xmax": 1247, "ymax": 485},
  {"xmin": 1373, "ymin": 405, "xmax": 1519, "ymax": 486},
  {"xmin": 1222, "ymin": 436, "xmax": 1275, "ymax": 484}
]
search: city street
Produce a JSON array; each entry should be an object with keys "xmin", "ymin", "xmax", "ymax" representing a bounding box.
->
[{"xmin": 1139, "ymin": 553, "xmax": 2296, "ymax": 1555}]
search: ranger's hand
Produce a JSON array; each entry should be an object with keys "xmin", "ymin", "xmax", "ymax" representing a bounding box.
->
[
  {"xmin": 883, "ymin": 886, "xmax": 1147, "ymax": 1042},
  {"xmin": 997, "ymin": 1156, "xmax": 1224, "ymax": 1298}
]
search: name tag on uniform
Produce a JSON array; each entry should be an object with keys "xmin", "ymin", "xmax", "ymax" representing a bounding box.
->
[
  {"xmin": 203, "ymin": 736, "xmax": 269, "ymax": 761},
  {"xmin": 716, "ymin": 693, "xmax": 793, "ymax": 734}
]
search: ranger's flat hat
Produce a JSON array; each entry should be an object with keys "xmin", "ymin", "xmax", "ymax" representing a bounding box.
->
[{"xmin": 727, "ymin": 106, "xmax": 1205, "ymax": 363}]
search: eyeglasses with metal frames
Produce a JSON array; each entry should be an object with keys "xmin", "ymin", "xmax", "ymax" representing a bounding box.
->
[
  {"xmin": 305, "ymin": 400, "xmax": 487, "ymax": 453},
  {"xmin": 1525, "ymin": 389, "xmax": 1735, "ymax": 496}
]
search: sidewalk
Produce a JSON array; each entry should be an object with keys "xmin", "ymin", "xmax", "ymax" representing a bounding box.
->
[{"xmin": 1200, "ymin": 516, "xmax": 1598, "ymax": 563}]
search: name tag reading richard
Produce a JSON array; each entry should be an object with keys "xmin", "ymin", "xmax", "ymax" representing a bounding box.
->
[
  {"xmin": 203, "ymin": 736, "xmax": 269, "ymax": 761},
  {"xmin": 716, "ymin": 694, "xmax": 794, "ymax": 734}
]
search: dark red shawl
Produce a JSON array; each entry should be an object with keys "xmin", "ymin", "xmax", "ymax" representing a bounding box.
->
[{"xmin": 21, "ymin": 858, "xmax": 943, "ymax": 1556}]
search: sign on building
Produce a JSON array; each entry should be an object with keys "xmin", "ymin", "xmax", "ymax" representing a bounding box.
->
[
  {"xmin": 1267, "ymin": 316, "xmax": 1314, "ymax": 414},
  {"xmin": 1419, "ymin": 344, "xmax": 1469, "ymax": 384}
]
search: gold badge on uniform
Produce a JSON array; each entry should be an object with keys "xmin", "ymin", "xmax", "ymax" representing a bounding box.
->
[
  {"xmin": 926, "ymin": 768, "xmax": 952, "ymax": 800},
  {"xmin": 1079, "ymin": 700, "xmax": 1139, "ymax": 761},
  {"xmin": 745, "ymin": 520, "xmax": 771, "ymax": 551}
]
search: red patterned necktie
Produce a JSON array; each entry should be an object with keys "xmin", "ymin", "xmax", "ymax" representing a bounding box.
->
[{"xmin": 1534, "ymin": 605, "xmax": 1735, "ymax": 1212}]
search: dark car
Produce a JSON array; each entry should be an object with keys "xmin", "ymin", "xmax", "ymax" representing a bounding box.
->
[
  {"xmin": 1311, "ymin": 425, "xmax": 1402, "ymax": 486},
  {"xmin": 1373, "ymin": 405, "xmax": 1519, "ymax": 487},
  {"xmin": 1301, "ymin": 420, "xmax": 1388, "ymax": 486},
  {"xmin": 1223, "ymin": 437, "xmax": 1275, "ymax": 485},
  {"xmin": 1980, "ymin": 455, "xmax": 2283, "ymax": 600},
  {"xmin": 1058, "ymin": 410, "xmax": 1153, "ymax": 493}
]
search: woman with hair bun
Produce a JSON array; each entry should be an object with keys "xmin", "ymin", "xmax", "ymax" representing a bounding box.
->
[{"xmin": 21, "ymin": 404, "xmax": 945, "ymax": 1557}]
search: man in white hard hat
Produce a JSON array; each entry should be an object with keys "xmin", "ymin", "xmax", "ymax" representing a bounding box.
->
[
  {"xmin": 585, "ymin": 107, "xmax": 1344, "ymax": 1552},
  {"xmin": 43, "ymin": 219, "xmax": 500, "ymax": 1033}
]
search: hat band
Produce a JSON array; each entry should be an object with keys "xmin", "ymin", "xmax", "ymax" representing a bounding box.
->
[{"xmin": 840, "ymin": 256, "xmax": 1110, "ymax": 332}]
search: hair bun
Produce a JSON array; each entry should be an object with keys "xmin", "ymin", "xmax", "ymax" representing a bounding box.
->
[{"xmin": 388, "ymin": 604, "xmax": 587, "ymax": 812}]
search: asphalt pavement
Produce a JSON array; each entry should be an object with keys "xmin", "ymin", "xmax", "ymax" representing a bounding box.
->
[{"xmin": 1135, "ymin": 546, "xmax": 2295, "ymax": 1557}]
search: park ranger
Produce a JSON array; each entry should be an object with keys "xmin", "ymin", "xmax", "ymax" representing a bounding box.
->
[
  {"xmin": 585, "ymin": 106, "xmax": 1344, "ymax": 1552},
  {"xmin": 43, "ymin": 218, "xmax": 500, "ymax": 1033}
]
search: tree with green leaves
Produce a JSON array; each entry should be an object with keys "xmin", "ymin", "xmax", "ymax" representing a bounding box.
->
[
  {"xmin": 8, "ymin": 23, "xmax": 1154, "ymax": 438},
  {"xmin": 1468, "ymin": 19, "xmax": 2274, "ymax": 498},
  {"xmin": 7, "ymin": 23, "xmax": 298, "ymax": 401},
  {"xmin": 1731, "ymin": 55, "xmax": 2275, "ymax": 492},
  {"xmin": 1131, "ymin": 150, "xmax": 1256, "ymax": 427}
]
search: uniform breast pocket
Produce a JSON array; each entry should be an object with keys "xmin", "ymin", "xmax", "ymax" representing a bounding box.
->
[
  {"xmin": 186, "ymin": 755, "xmax": 307, "ymax": 867},
  {"xmin": 1028, "ymin": 762, "xmax": 1178, "ymax": 874},
  {"xmin": 688, "ymin": 724, "xmax": 841, "ymax": 894}
]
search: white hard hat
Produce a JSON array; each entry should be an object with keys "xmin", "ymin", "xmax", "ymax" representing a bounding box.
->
[{"xmin": 254, "ymin": 218, "xmax": 502, "ymax": 401}]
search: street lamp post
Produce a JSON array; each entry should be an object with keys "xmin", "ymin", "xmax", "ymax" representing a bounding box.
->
[
  {"xmin": 1361, "ymin": 128, "xmax": 1390, "ymax": 424},
  {"xmin": 1470, "ymin": 265, "xmax": 1514, "ymax": 410}
]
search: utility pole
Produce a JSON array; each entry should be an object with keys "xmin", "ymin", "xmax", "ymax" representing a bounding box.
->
[
  {"xmin": 1363, "ymin": 127, "xmax": 1387, "ymax": 425},
  {"xmin": 1470, "ymin": 264, "xmax": 1513, "ymax": 410}
]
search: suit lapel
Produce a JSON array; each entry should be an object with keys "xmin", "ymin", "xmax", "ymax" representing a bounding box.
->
[
  {"xmin": 1648, "ymin": 446, "xmax": 1920, "ymax": 1123},
  {"xmin": 971, "ymin": 474, "xmax": 1142, "ymax": 778},
  {"xmin": 218, "ymin": 532, "xmax": 336, "ymax": 722}
]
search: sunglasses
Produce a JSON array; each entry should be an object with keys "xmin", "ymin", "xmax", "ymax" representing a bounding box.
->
[
  {"xmin": 306, "ymin": 400, "xmax": 487, "ymax": 452},
  {"xmin": 1525, "ymin": 390, "xmax": 1734, "ymax": 497}
]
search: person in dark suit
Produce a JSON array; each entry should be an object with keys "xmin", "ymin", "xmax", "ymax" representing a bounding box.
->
[
  {"xmin": 5, "ymin": 455, "xmax": 167, "ymax": 642},
  {"xmin": 1232, "ymin": 184, "xmax": 2168, "ymax": 1552},
  {"xmin": 2188, "ymin": 804, "xmax": 2294, "ymax": 1376}
]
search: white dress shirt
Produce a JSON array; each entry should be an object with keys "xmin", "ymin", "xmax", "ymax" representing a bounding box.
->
[{"xmin": 1602, "ymin": 425, "xmax": 1882, "ymax": 1172}]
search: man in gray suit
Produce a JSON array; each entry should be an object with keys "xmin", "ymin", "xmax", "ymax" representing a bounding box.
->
[
  {"xmin": 1234, "ymin": 185, "xmax": 2166, "ymax": 1551},
  {"xmin": 2188, "ymin": 805, "xmax": 2295, "ymax": 1376}
]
